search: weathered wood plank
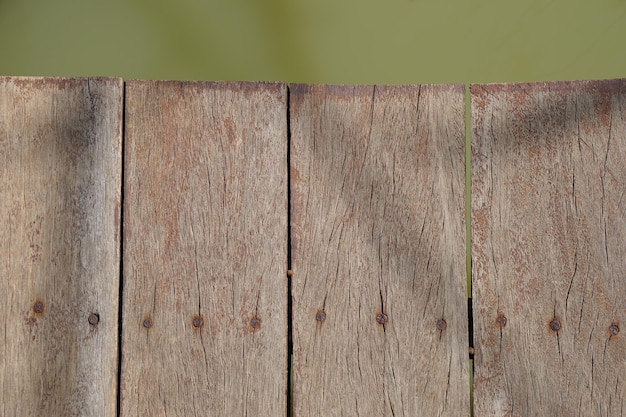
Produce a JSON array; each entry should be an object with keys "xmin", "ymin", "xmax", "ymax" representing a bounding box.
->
[
  {"xmin": 0, "ymin": 77, "xmax": 122, "ymax": 416},
  {"xmin": 472, "ymin": 80, "xmax": 626, "ymax": 416},
  {"xmin": 290, "ymin": 84, "xmax": 468, "ymax": 416},
  {"xmin": 121, "ymin": 81, "xmax": 288, "ymax": 416}
]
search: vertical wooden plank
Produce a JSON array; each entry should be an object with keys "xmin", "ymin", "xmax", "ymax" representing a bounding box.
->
[
  {"xmin": 291, "ymin": 84, "xmax": 468, "ymax": 416},
  {"xmin": 121, "ymin": 81, "xmax": 288, "ymax": 416},
  {"xmin": 472, "ymin": 80, "xmax": 626, "ymax": 416},
  {"xmin": 0, "ymin": 77, "xmax": 122, "ymax": 416}
]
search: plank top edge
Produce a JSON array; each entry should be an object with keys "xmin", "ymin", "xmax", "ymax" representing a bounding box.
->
[
  {"xmin": 2, "ymin": 77, "xmax": 625, "ymax": 91},
  {"xmin": 0, "ymin": 76, "xmax": 123, "ymax": 85},
  {"xmin": 470, "ymin": 78, "xmax": 626, "ymax": 94},
  {"xmin": 125, "ymin": 79, "xmax": 286, "ymax": 93},
  {"xmin": 289, "ymin": 82, "xmax": 465, "ymax": 95}
]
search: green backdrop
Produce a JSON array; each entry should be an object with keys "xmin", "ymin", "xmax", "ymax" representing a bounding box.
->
[{"xmin": 1, "ymin": 0, "xmax": 625, "ymax": 84}]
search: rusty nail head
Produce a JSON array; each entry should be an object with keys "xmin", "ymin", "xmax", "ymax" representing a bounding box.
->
[
  {"xmin": 316, "ymin": 310, "xmax": 326, "ymax": 322},
  {"xmin": 550, "ymin": 319, "xmax": 561, "ymax": 332},
  {"xmin": 192, "ymin": 316, "xmax": 204, "ymax": 328},
  {"xmin": 376, "ymin": 313, "xmax": 388, "ymax": 325},
  {"xmin": 437, "ymin": 319, "xmax": 447, "ymax": 331},
  {"xmin": 609, "ymin": 323, "xmax": 619, "ymax": 336},
  {"xmin": 88, "ymin": 313, "xmax": 100, "ymax": 325},
  {"xmin": 33, "ymin": 301, "xmax": 44, "ymax": 314},
  {"xmin": 143, "ymin": 318, "xmax": 153, "ymax": 328},
  {"xmin": 250, "ymin": 316, "xmax": 261, "ymax": 330},
  {"xmin": 496, "ymin": 315, "xmax": 507, "ymax": 328}
]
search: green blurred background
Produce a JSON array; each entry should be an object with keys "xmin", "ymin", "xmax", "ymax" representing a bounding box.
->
[{"xmin": 1, "ymin": 0, "xmax": 625, "ymax": 84}]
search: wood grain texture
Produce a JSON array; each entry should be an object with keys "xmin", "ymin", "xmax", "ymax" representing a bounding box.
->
[
  {"xmin": 0, "ymin": 77, "xmax": 122, "ymax": 416},
  {"xmin": 472, "ymin": 80, "xmax": 626, "ymax": 416},
  {"xmin": 121, "ymin": 81, "xmax": 288, "ymax": 416},
  {"xmin": 290, "ymin": 84, "xmax": 468, "ymax": 416}
]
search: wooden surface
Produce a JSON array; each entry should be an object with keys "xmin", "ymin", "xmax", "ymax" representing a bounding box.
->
[
  {"xmin": 4, "ymin": 76, "xmax": 623, "ymax": 417},
  {"xmin": 472, "ymin": 80, "xmax": 626, "ymax": 416},
  {"xmin": 290, "ymin": 84, "xmax": 468, "ymax": 416},
  {"xmin": 0, "ymin": 77, "xmax": 123, "ymax": 416},
  {"xmin": 121, "ymin": 81, "xmax": 288, "ymax": 416}
]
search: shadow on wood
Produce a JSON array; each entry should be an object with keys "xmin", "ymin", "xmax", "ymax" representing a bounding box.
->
[
  {"xmin": 472, "ymin": 79, "xmax": 626, "ymax": 417},
  {"xmin": 0, "ymin": 77, "xmax": 122, "ymax": 417},
  {"xmin": 290, "ymin": 84, "xmax": 469, "ymax": 416}
]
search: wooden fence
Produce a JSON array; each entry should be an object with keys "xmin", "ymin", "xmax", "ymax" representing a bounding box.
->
[{"xmin": 0, "ymin": 77, "xmax": 623, "ymax": 417}]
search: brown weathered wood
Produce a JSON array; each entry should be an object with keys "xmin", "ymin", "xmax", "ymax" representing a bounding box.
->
[
  {"xmin": 472, "ymin": 80, "xmax": 626, "ymax": 416},
  {"xmin": 290, "ymin": 84, "xmax": 468, "ymax": 416},
  {"xmin": 0, "ymin": 77, "xmax": 122, "ymax": 416},
  {"xmin": 121, "ymin": 81, "xmax": 288, "ymax": 416}
]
